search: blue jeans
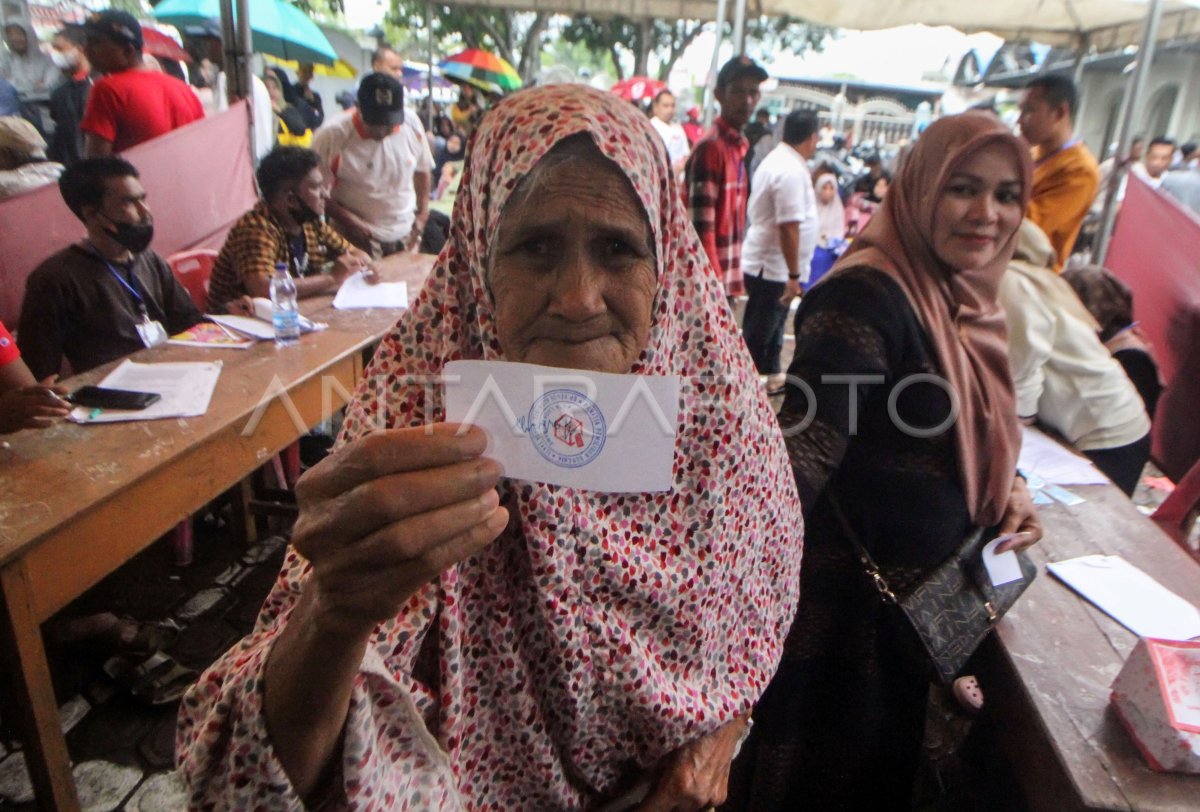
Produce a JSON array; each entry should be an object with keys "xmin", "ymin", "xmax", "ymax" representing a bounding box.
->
[{"xmin": 742, "ymin": 272, "xmax": 790, "ymax": 375}]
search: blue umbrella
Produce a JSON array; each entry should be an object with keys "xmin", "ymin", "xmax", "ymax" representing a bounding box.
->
[{"xmin": 153, "ymin": 0, "xmax": 337, "ymax": 65}]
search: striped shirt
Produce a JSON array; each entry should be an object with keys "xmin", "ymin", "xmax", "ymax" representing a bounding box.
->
[
  {"xmin": 684, "ymin": 116, "xmax": 749, "ymax": 297},
  {"xmin": 207, "ymin": 201, "xmax": 350, "ymax": 313}
]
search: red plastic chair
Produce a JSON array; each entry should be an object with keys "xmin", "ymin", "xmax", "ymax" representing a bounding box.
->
[{"xmin": 167, "ymin": 249, "xmax": 218, "ymax": 311}]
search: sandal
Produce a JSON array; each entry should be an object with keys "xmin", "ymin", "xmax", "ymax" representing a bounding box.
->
[
  {"xmin": 952, "ymin": 675, "xmax": 985, "ymax": 715},
  {"xmin": 116, "ymin": 619, "xmax": 177, "ymax": 659},
  {"xmin": 103, "ymin": 651, "xmax": 199, "ymax": 706}
]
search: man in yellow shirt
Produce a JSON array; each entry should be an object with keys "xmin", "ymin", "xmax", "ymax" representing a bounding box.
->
[{"xmin": 1019, "ymin": 75, "xmax": 1099, "ymax": 272}]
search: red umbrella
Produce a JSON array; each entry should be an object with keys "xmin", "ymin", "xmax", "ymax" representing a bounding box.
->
[
  {"xmin": 610, "ymin": 77, "xmax": 666, "ymax": 102},
  {"xmin": 142, "ymin": 26, "xmax": 192, "ymax": 64}
]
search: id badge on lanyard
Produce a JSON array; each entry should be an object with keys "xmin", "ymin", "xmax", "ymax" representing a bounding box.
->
[
  {"xmin": 135, "ymin": 307, "xmax": 168, "ymax": 348},
  {"xmin": 101, "ymin": 256, "xmax": 168, "ymax": 348}
]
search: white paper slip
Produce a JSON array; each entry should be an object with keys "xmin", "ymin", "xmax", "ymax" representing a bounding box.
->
[
  {"xmin": 1047, "ymin": 555, "xmax": 1200, "ymax": 641},
  {"xmin": 68, "ymin": 360, "xmax": 223, "ymax": 423},
  {"xmin": 333, "ymin": 272, "xmax": 408, "ymax": 310},
  {"xmin": 443, "ymin": 360, "xmax": 680, "ymax": 492},
  {"xmin": 1018, "ymin": 426, "xmax": 1110, "ymax": 486},
  {"xmin": 982, "ymin": 538, "xmax": 1025, "ymax": 586}
]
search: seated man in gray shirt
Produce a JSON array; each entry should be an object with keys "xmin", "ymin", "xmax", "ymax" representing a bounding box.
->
[{"xmin": 18, "ymin": 156, "xmax": 202, "ymax": 379}]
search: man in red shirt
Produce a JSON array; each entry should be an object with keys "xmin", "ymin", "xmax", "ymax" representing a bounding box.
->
[
  {"xmin": 80, "ymin": 10, "xmax": 203, "ymax": 156},
  {"xmin": 684, "ymin": 55, "xmax": 767, "ymax": 301}
]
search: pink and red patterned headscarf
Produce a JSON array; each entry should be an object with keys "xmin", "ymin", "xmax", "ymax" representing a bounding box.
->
[
  {"xmin": 181, "ymin": 84, "xmax": 803, "ymax": 811},
  {"xmin": 340, "ymin": 84, "xmax": 803, "ymax": 807}
]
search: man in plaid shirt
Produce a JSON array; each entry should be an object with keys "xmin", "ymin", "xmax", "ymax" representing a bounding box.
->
[{"xmin": 685, "ymin": 55, "xmax": 767, "ymax": 300}]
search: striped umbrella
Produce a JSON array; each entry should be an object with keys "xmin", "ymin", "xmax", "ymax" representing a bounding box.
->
[{"xmin": 439, "ymin": 49, "xmax": 522, "ymax": 95}]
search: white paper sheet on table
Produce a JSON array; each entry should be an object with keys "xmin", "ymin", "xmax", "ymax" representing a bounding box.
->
[
  {"xmin": 67, "ymin": 360, "xmax": 223, "ymax": 423},
  {"xmin": 1018, "ymin": 426, "xmax": 1110, "ymax": 486},
  {"xmin": 1047, "ymin": 555, "xmax": 1200, "ymax": 641},
  {"xmin": 333, "ymin": 272, "xmax": 408, "ymax": 309},
  {"xmin": 443, "ymin": 360, "xmax": 680, "ymax": 492}
]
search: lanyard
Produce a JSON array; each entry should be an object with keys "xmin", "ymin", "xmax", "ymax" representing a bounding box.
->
[
  {"xmin": 87, "ymin": 242, "xmax": 149, "ymax": 316},
  {"xmin": 1035, "ymin": 138, "xmax": 1080, "ymax": 166}
]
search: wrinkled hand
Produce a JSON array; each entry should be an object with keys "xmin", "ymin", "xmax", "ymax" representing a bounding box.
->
[
  {"xmin": 636, "ymin": 716, "xmax": 749, "ymax": 812},
  {"xmin": 995, "ymin": 475, "xmax": 1043, "ymax": 553},
  {"xmin": 291, "ymin": 424, "xmax": 509, "ymax": 635},
  {"xmin": 778, "ymin": 279, "xmax": 802, "ymax": 305},
  {"xmin": 0, "ymin": 378, "xmax": 70, "ymax": 433}
]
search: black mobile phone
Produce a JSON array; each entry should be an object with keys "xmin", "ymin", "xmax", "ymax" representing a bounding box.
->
[{"xmin": 66, "ymin": 386, "xmax": 162, "ymax": 410}]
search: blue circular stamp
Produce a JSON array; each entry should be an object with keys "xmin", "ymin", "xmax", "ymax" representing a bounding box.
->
[{"xmin": 526, "ymin": 389, "xmax": 606, "ymax": 468}]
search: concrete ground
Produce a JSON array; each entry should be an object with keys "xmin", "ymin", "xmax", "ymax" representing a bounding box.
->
[{"xmin": 0, "ymin": 302, "xmax": 1176, "ymax": 811}]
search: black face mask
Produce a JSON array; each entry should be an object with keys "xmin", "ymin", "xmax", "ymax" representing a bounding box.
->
[
  {"xmin": 101, "ymin": 212, "xmax": 154, "ymax": 254},
  {"xmin": 289, "ymin": 195, "xmax": 321, "ymax": 225}
]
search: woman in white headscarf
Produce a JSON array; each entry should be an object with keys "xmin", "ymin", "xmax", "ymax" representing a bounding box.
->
[{"xmin": 813, "ymin": 166, "xmax": 845, "ymax": 246}]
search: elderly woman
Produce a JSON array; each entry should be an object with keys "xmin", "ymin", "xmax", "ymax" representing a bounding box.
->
[
  {"xmin": 731, "ymin": 112, "xmax": 1043, "ymax": 809},
  {"xmin": 178, "ymin": 85, "xmax": 804, "ymax": 810}
]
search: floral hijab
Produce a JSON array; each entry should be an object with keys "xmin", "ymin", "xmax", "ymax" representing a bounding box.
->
[{"xmin": 335, "ymin": 84, "xmax": 804, "ymax": 807}]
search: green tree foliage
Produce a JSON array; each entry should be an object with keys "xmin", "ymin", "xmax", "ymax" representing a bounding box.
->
[
  {"xmin": 562, "ymin": 14, "xmax": 831, "ymax": 82},
  {"xmin": 388, "ymin": 1, "xmax": 549, "ymax": 82}
]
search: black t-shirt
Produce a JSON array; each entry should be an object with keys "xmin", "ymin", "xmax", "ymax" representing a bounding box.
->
[{"xmin": 17, "ymin": 244, "xmax": 202, "ymax": 379}]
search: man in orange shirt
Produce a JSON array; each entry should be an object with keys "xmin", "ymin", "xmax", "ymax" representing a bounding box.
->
[{"xmin": 1019, "ymin": 75, "xmax": 1099, "ymax": 272}]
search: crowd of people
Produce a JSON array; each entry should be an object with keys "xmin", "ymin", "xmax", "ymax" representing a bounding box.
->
[{"xmin": 1, "ymin": 10, "xmax": 1195, "ymax": 810}]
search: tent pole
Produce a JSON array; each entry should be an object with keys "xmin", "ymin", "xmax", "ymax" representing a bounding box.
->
[
  {"xmin": 702, "ymin": 0, "xmax": 728, "ymax": 128},
  {"xmin": 1071, "ymin": 34, "xmax": 1091, "ymax": 127},
  {"xmin": 218, "ymin": 0, "xmax": 239, "ymax": 100},
  {"xmin": 426, "ymin": 0, "xmax": 434, "ymax": 132},
  {"xmin": 235, "ymin": 0, "xmax": 252, "ymax": 100},
  {"xmin": 1094, "ymin": 0, "xmax": 1164, "ymax": 266},
  {"xmin": 732, "ymin": 0, "xmax": 747, "ymax": 54}
]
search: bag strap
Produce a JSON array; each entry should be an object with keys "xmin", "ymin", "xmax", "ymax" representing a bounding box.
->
[{"xmin": 825, "ymin": 492, "xmax": 899, "ymax": 605}]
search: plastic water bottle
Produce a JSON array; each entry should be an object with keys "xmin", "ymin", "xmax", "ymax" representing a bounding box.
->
[{"xmin": 269, "ymin": 262, "xmax": 300, "ymax": 347}]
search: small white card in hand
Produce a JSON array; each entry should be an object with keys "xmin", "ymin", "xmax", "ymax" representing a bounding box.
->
[
  {"xmin": 444, "ymin": 360, "xmax": 679, "ymax": 492},
  {"xmin": 333, "ymin": 272, "xmax": 408, "ymax": 309},
  {"xmin": 982, "ymin": 537, "xmax": 1024, "ymax": 586}
]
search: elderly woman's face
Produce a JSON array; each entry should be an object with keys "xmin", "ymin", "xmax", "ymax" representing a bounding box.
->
[
  {"xmin": 489, "ymin": 143, "xmax": 657, "ymax": 374},
  {"xmin": 932, "ymin": 142, "xmax": 1024, "ymax": 271}
]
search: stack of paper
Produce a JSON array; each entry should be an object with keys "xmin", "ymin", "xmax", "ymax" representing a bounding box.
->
[
  {"xmin": 208, "ymin": 298, "xmax": 327, "ymax": 340},
  {"xmin": 1048, "ymin": 555, "xmax": 1200, "ymax": 641},
  {"xmin": 68, "ymin": 360, "xmax": 223, "ymax": 423},
  {"xmin": 1018, "ymin": 427, "xmax": 1110, "ymax": 486}
]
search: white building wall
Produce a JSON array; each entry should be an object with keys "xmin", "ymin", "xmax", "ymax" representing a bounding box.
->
[{"xmin": 1076, "ymin": 52, "xmax": 1200, "ymax": 159}]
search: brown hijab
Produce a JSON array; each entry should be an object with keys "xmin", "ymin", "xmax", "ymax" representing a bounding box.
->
[{"xmin": 829, "ymin": 111, "xmax": 1032, "ymax": 526}]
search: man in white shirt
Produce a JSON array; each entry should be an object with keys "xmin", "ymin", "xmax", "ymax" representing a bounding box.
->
[
  {"xmin": 2, "ymin": 22, "xmax": 59, "ymax": 97},
  {"xmin": 1132, "ymin": 136, "xmax": 1175, "ymax": 189},
  {"xmin": 741, "ymin": 108, "xmax": 819, "ymax": 391},
  {"xmin": 313, "ymin": 72, "xmax": 433, "ymax": 256},
  {"xmin": 648, "ymin": 89, "xmax": 689, "ymax": 178}
]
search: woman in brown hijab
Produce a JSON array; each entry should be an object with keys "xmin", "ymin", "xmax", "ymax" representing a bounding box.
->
[{"xmin": 731, "ymin": 112, "xmax": 1044, "ymax": 809}]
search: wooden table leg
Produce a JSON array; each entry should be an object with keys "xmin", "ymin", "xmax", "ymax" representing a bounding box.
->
[{"xmin": 0, "ymin": 561, "xmax": 80, "ymax": 812}]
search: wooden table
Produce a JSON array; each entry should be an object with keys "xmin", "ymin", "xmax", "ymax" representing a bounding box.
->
[
  {"xmin": 0, "ymin": 253, "xmax": 433, "ymax": 811},
  {"xmin": 982, "ymin": 480, "xmax": 1200, "ymax": 811}
]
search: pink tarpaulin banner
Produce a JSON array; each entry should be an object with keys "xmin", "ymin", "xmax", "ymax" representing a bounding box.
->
[
  {"xmin": 1107, "ymin": 174, "xmax": 1200, "ymax": 480},
  {"xmin": 0, "ymin": 100, "xmax": 257, "ymax": 328}
]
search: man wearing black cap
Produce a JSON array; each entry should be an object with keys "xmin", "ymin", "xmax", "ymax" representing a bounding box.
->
[
  {"xmin": 313, "ymin": 72, "xmax": 434, "ymax": 256},
  {"xmin": 684, "ymin": 55, "xmax": 767, "ymax": 300},
  {"xmin": 80, "ymin": 9, "xmax": 203, "ymax": 156}
]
